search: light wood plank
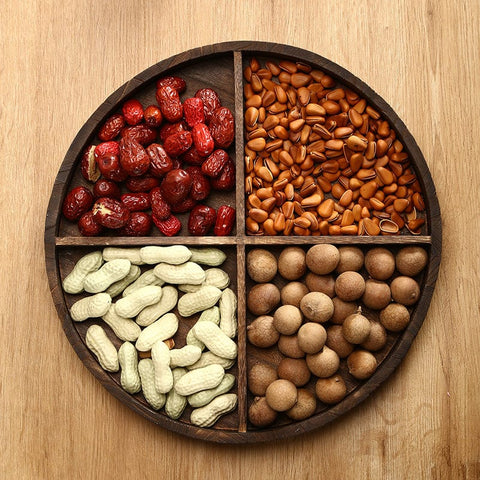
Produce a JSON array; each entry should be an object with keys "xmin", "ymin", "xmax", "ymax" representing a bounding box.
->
[{"xmin": 1, "ymin": 0, "xmax": 479, "ymax": 478}]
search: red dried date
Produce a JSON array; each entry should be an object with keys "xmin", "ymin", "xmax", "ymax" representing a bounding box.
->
[
  {"xmin": 192, "ymin": 123, "xmax": 214, "ymax": 157},
  {"xmin": 183, "ymin": 97, "xmax": 205, "ymax": 127},
  {"xmin": 182, "ymin": 147, "xmax": 205, "ymax": 165},
  {"xmin": 170, "ymin": 196, "xmax": 197, "ymax": 213},
  {"xmin": 214, "ymin": 205, "xmax": 236, "ymax": 236},
  {"xmin": 62, "ymin": 186, "xmax": 94, "ymax": 221},
  {"xmin": 98, "ymin": 114, "xmax": 125, "ymax": 141},
  {"xmin": 122, "ymin": 99, "xmax": 144, "ymax": 126},
  {"xmin": 171, "ymin": 158, "xmax": 182, "ymax": 170},
  {"xmin": 96, "ymin": 153, "xmax": 128, "ymax": 182},
  {"xmin": 125, "ymin": 175, "xmax": 160, "ymax": 192},
  {"xmin": 94, "ymin": 141, "xmax": 120, "ymax": 159},
  {"xmin": 92, "ymin": 197, "xmax": 130, "ymax": 229},
  {"xmin": 159, "ymin": 121, "xmax": 188, "ymax": 142},
  {"xmin": 149, "ymin": 187, "xmax": 171, "ymax": 220},
  {"xmin": 156, "ymin": 76, "xmax": 186, "ymax": 93},
  {"xmin": 186, "ymin": 166, "xmax": 211, "ymax": 201},
  {"xmin": 119, "ymin": 212, "xmax": 152, "ymax": 236},
  {"xmin": 81, "ymin": 145, "xmax": 101, "ymax": 182},
  {"xmin": 209, "ymin": 107, "xmax": 235, "ymax": 148},
  {"xmin": 120, "ymin": 125, "xmax": 157, "ymax": 146},
  {"xmin": 156, "ymin": 85, "xmax": 183, "ymax": 123},
  {"xmin": 93, "ymin": 179, "xmax": 121, "ymax": 199},
  {"xmin": 119, "ymin": 137, "xmax": 150, "ymax": 177},
  {"xmin": 210, "ymin": 157, "xmax": 235, "ymax": 191},
  {"xmin": 146, "ymin": 143, "xmax": 173, "ymax": 177},
  {"xmin": 195, "ymin": 88, "xmax": 221, "ymax": 123},
  {"xmin": 160, "ymin": 168, "xmax": 192, "ymax": 204},
  {"xmin": 188, "ymin": 205, "xmax": 216, "ymax": 235},
  {"xmin": 164, "ymin": 131, "xmax": 193, "ymax": 157},
  {"xmin": 201, "ymin": 149, "xmax": 229, "ymax": 178},
  {"xmin": 153, "ymin": 214, "xmax": 182, "ymax": 236},
  {"xmin": 121, "ymin": 193, "xmax": 150, "ymax": 211},
  {"xmin": 144, "ymin": 105, "xmax": 163, "ymax": 128},
  {"xmin": 78, "ymin": 211, "xmax": 104, "ymax": 236}
]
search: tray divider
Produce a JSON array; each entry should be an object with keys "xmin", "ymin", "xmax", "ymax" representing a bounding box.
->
[
  {"xmin": 235, "ymin": 241, "xmax": 247, "ymax": 432},
  {"xmin": 233, "ymin": 50, "xmax": 248, "ymax": 432},
  {"xmin": 242, "ymin": 235, "xmax": 432, "ymax": 246},
  {"xmin": 233, "ymin": 50, "xmax": 246, "ymax": 237}
]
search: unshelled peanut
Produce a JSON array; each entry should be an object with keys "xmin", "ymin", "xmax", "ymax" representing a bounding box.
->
[
  {"xmin": 118, "ymin": 341, "xmax": 141, "ymax": 394},
  {"xmin": 151, "ymin": 340, "xmax": 173, "ymax": 394},
  {"xmin": 85, "ymin": 324, "xmax": 119, "ymax": 372},
  {"xmin": 174, "ymin": 364, "xmax": 225, "ymax": 396},
  {"xmin": 190, "ymin": 393, "xmax": 237, "ymax": 427},
  {"xmin": 165, "ymin": 368, "xmax": 188, "ymax": 419},
  {"xmin": 138, "ymin": 359, "xmax": 166, "ymax": 410},
  {"xmin": 63, "ymin": 251, "xmax": 103, "ymax": 294}
]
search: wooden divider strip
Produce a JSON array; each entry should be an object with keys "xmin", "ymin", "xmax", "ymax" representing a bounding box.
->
[
  {"xmin": 243, "ymin": 235, "xmax": 433, "ymax": 246},
  {"xmin": 233, "ymin": 50, "xmax": 247, "ymax": 432}
]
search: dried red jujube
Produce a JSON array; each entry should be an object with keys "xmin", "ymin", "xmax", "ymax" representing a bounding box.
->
[
  {"xmin": 125, "ymin": 175, "xmax": 160, "ymax": 193},
  {"xmin": 122, "ymin": 99, "xmax": 144, "ymax": 126},
  {"xmin": 210, "ymin": 156, "xmax": 235, "ymax": 191},
  {"xmin": 149, "ymin": 187, "xmax": 171, "ymax": 220},
  {"xmin": 160, "ymin": 169, "xmax": 192, "ymax": 204},
  {"xmin": 214, "ymin": 205, "xmax": 236, "ymax": 236},
  {"xmin": 192, "ymin": 123, "xmax": 214, "ymax": 157},
  {"xmin": 156, "ymin": 85, "xmax": 183, "ymax": 123},
  {"xmin": 159, "ymin": 121, "xmax": 188, "ymax": 142},
  {"xmin": 121, "ymin": 193, "xmax": 151, "ymax": 212},
  {"xmin": 183, "ymin": 97, "xmax": 205, "ymax": 127},
  {"xmin": 182, "ymin": 147, "xmax": 205, "ymax": 166},
  {"xmin": 163, "ymin": 131, "xmax": 193, "ymax": 157},
  {"xmin": 119, "ymin": 212, "xmax": 152, "ymax": 236},
  {"xmin": 153, "ymin": 214, "xmax": 182, "ymax": 236},
  {"xmin": 78, "ymin": 211, "xmax": 104, "ymax": 236},
  {"xmin": 120, "ymin": 125, "xmax": 157, "ymax": 146},
  {"xmin": 144, "ymin": 105, "xmax": 163, "ymax": 128},
  {"xmin": 186, "ymin": 166, "xmax": 211, "ymax": 201},
  {"xmin": 156, "ymin": 76, "xmax": 186, "ymax": 93},
  {"xmin": 146, "ymin": 143, "xmax": 173, "ymax": 178},
  {"xmin": 209, "ymin": 107, "xmax": 235, "ymax": 148},
  {"xmin": 98, "ymin": 114, "xmax": 125, "ymax": 141},
  {"xmin": 92, "ymin": 197, "xmax": 130, "ymax": 229},
  {"xmin": 62, "ymin": 186, "xmax": 94, "ymax": 221},
  {"xmin": 96, "ymin": 153, "xmax": 128, "ymax": 182},
  {"xmin": 93, "ymin": 179, "xmax": 121, "ymax": 199},
  {"xmin": 195, "ymin": 88, "xmax": 221, "ymax": 123},
  {"xmin": 202, "ymin": 149, "xmax": 229, "ymax": 177},
  {"xmin": 188, "ymin": 204, "xmax": 216, "ymax": 235},
  {"xmin": 119, "ymin": 137, "xmax": 150, "ymax": 177},
  {"xmin": 94, "ymin": 141, "xmax": 120, "ymax": 159}
]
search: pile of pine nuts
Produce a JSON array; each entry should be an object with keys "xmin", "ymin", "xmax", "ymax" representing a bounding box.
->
[{"xmin": 243, "ymin": 58, "xmax": 425, "ymax": 236}]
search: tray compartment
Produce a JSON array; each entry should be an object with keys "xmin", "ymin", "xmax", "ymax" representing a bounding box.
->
[
  {"xmin": 57, "ymin": 52, "xmax": 237, "ymax": 238},
  {"xmin": 58, "ymin": 243, "xmax": 240, "ymax": 432},
  {"xmin": 244, "ymin": 241, "xmax": 430, "ymax": 431},
  {"xmin": 241, "ymin": 53, "xmax": 430, "ymax": 237}
]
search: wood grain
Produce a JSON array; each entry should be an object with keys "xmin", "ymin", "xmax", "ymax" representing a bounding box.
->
[{"xmin": 1, "ymin": 0, "xmax": 479, "ymax": 478}]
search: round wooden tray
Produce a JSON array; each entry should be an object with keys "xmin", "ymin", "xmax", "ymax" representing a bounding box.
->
[{"xmin": 44, "ymin": 41, "xmax": 441, "ymax": 443}]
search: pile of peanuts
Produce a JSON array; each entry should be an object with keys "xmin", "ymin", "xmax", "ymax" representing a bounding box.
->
[
  {"xmin": 243, "ymin": 58, "xmax": 426, "ymax": 236},
  {"xmin": 62, "ymin": 245, "xmax": 237, "ymax": 428}
]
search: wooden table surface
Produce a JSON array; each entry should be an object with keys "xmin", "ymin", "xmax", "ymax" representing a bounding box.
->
[{"xmin": 1, "ymin": 1, "xmax": 479, "ymax": 478}]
